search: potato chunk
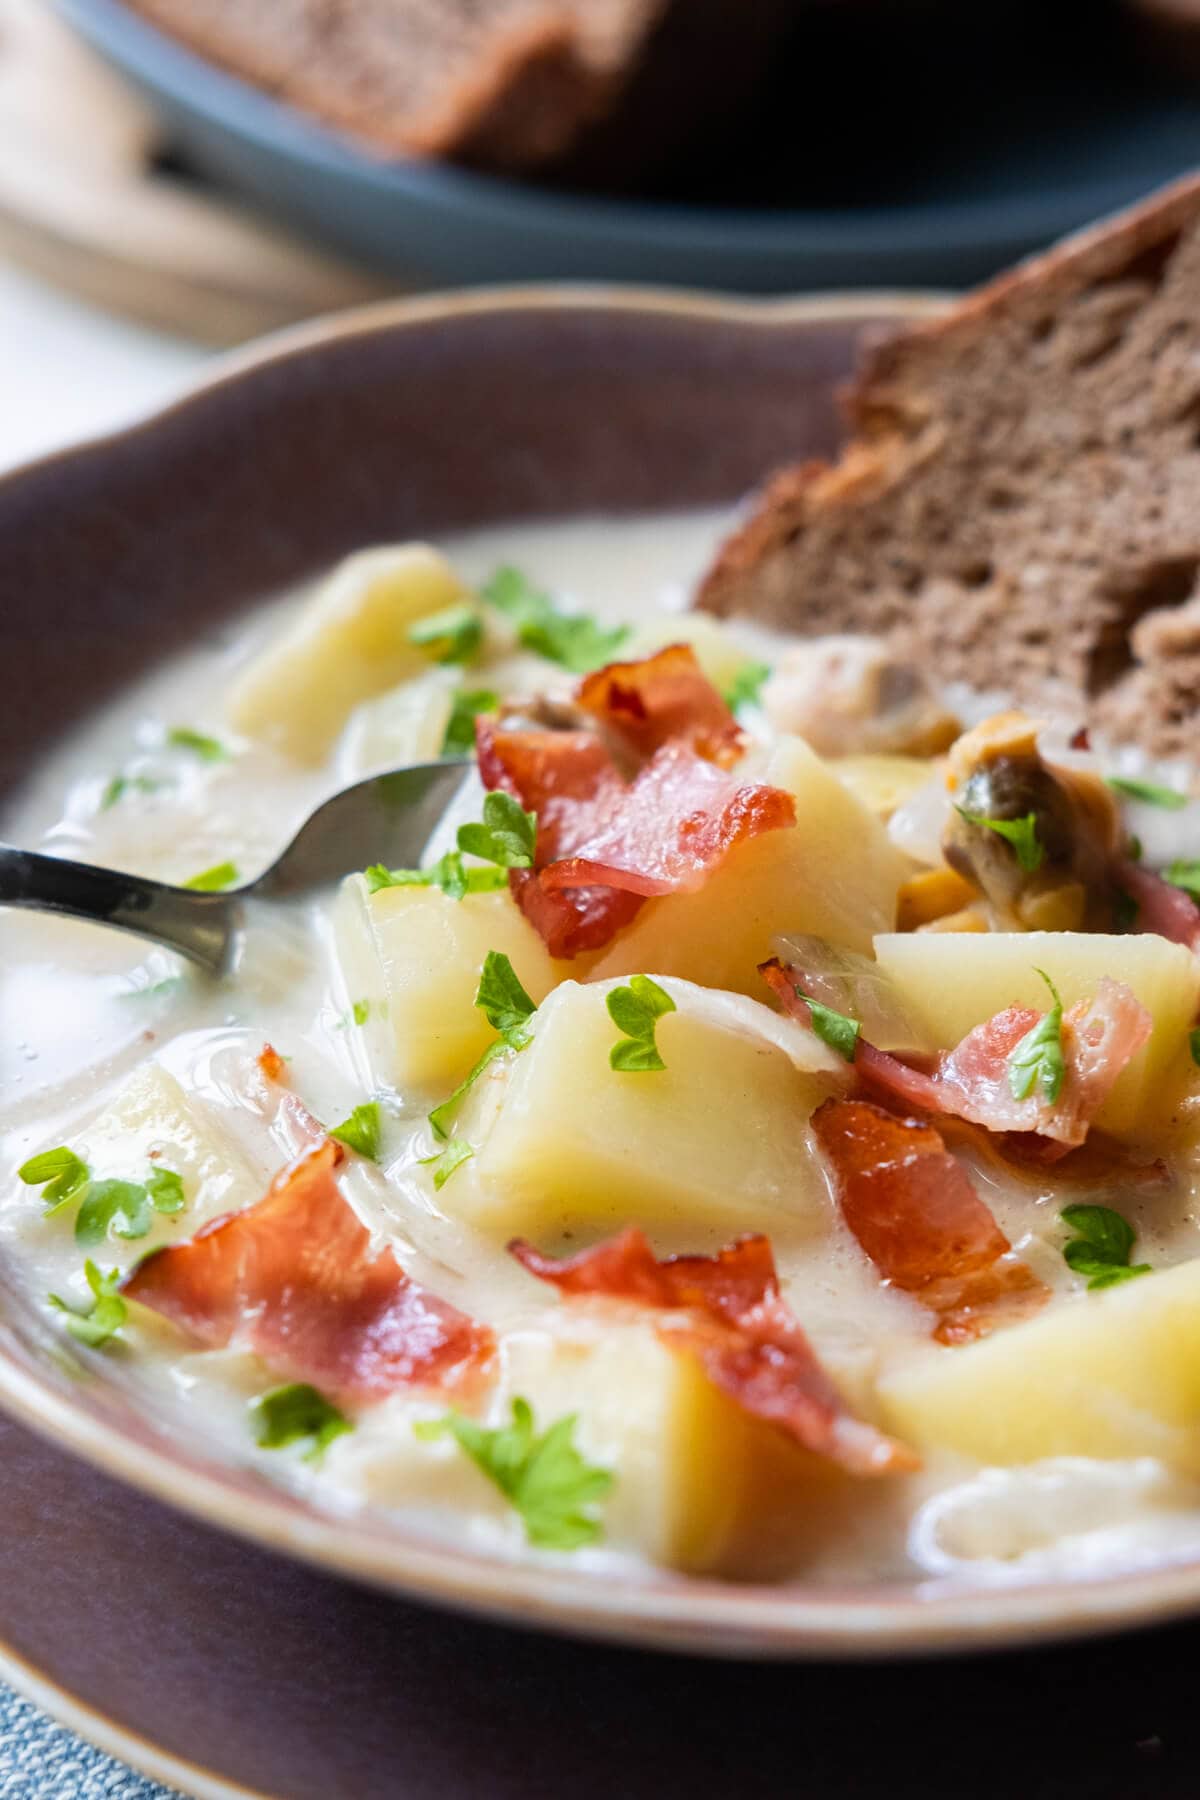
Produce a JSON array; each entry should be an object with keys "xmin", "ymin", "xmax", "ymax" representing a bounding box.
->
[
  {"xmin": 23, "ymin": 1064, "xmax": 260, "ymax": 1261},
  {"xmin": 340, "ymin": 668, "xmax": 457, "ymax": 778},
  {"xmin": 503, "ymin": 1318, "xmax": 852, "ymax": 1575},
  {"xmin": 591, "ymin": 735, "xmax": 908, "ymax": 996},
  {"xmin": 879, "ymin": 1259, "xmax": 1200, "ymax": 1476},
  {"xmin": 228, "ymin": 544, "xmax": 466, "ymax": 761},
  {"xmin": 335, "ymin": 875, "xmax": 567, "ymax": 1095},
  {"xmin": 874, "ymin": 931, "xmax": 1200, "ymax": 1137},
  {"xmin": 456, "ymin": 978, "xmax": 839, "ymax": 1236}
]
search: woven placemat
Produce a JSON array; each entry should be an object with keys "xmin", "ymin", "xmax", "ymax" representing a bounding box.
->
[{"xmin": 0, "ymin": 1687, "xmax": 177, "ymax": 1799}]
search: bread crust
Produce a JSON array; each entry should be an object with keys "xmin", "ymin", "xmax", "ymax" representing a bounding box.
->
[{"xmin": 697, "ymin": 172, "xmax": 1200, "ymax": 761}]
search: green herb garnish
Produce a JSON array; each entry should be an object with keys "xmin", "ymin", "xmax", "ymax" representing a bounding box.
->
[
  {"xmin": 100, "ymin": 773, "xmax": 161, "ymax": 811},
  {"xmin": 416, "ymin": 1396, "xmax": 611, "ymax": 1549},
  {"xmin": 167, "ymin": 727, "xmax": 228, "ymax": 763},
  {"xmin": 803, "ymin": 997, "xmax": 861, "ymax": 1062},
  {"xmin": 20, "ymin": 1149, "xmax": 185, "ymax": 1246},
  {"xmin": 329, "ymin": 1102, "xmax": 382, "ymax": 1162},
  {"xmin": 428, "ymin": 952, "xmax": 537, "ymax": 1140},
  {"xmin": 18, "ymin": 1147, "xmax": 91, "ymax": 1215},
  {"xmin": 1165, "ymin": 860, "xmax": 1200, "ymax": 900},
  {"xmin": 183, "ymin": 860, "xmax": 240, "ymax": 892},
  {"xmin": 606, "ymin": 975, "xmax": 676, "ymax": 1073},
  {"xmin": 352, "ymin": 1000, "xmax": 371, "ymax": 1027},
  {"xmin": 364, "ymin": 852, "xmax": 507, "ymax": 901},
  {"xmin": 1007, "ymin": 969, "xmax": 1066, "ymax": 1105},
  {"xmin": 407, "ymin": 603, "xmax": 483, "ymax": 666},
  {"xmin": 1060, "ymin": 1203, "xmax": 1152, "ymax": 1290},
  {"xmin": 1106, "ymin": 776, "xmax": 1188, "ymax": 810},
  {"xmin": 251, "ymin": 1383, "xmax": 351, "ymax": 1463},
  {"xmin": 420, "ymin": 1137, "xmax": 475, "ymax": 1191},
  {"xmin": 482, "ymin": 567, "xmax": 628, "ymax": 674},
  {"xmin": 955, "ymin": 806, "xmax": 1044, "ymax": 873},
  {"xmin": 456, "ymin": 791, "xmax": 537, "ymax": 870},
  {"xmin": 441, "ymin": 687, "xmax": 499, "ymax": 756},
  {"xmin": 1191, "ymin": 1027, "xmax": 1200, "ymax": 1069},
  {"xmin": 723, "ymin": 659, "xmax": 771, "ymax": 713},
  {"xmin": 48, "ymin": 1261, "xmax": 127, "ymax": 1348}
]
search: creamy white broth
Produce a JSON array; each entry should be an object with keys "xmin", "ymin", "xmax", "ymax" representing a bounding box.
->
[{"xmin": 5, "ymin": 507, "xmax": 1200, "ymax": 1588}]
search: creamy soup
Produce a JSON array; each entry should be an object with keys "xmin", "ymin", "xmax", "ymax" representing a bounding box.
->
[{"xmin": 6, "ymin": 509, "xmax": 1200, "ymax": 1589}]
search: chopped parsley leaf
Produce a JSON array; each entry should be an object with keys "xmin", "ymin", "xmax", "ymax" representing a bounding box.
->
[
  {"xmin": 167, "ymin": 727, "xmax": 228, "ymax": 763},
  {"xmin": 606, "ymin": 975, "xmax": 676, "ymax": 1073},
  {"xmin": 416, "ymin": 1396, "xmax": 611, "ymax": 1549},
  {"xmin": 364, "ymin": 853, "xmax": 507, "ymax": 901},
  {"xmin": 441, "ymin": 687, "xmax": 499, "ymax": 757},
  {"xmin": 352, "ymin": 1000, "xmax": 371, "ymax": 1027},
  {"xmin": 329, "ymin": 1102, "xmax": 382, "ymax": 1162},
  {"xmin": 18, "ymin": 1146, "xmax": 90, "ymax": 1214},
  {"xmin": 251, "ymin": 1383, "xmax": 351, "ymax": 1463},
  {"xmin": 955, "ymin": 806, "xmax": 1044, "ymax": 873},
  {"xmin": 100, "ymin": 773, "xmax": 161, "ymax": 811},
  {"xmin": 1060, "ymin": 1203, "xmax": 1151, "ymax": 1290},
  {"xmin": 48, "ymin": 1261, "xmax": 127, "ymax": 1348},
  {"xmin": 1007, "ymin": 969, "xmax": 1066, "ymax": 1105},
  {"xmin": 420, "ymin": 1137, "xmax": 475, "ymax": 1190},
  {"xmin": 1106, "ymin": 776, "xmax": 1188, "ymax": 810},
  {"xmin": 20, "ymin": 1149, "xmax": 185, "ymax": 1246},
  {"xmin": 456, "ymin": 791, "xmax": 537, "ymax": 870},
  {"xmin": 803, "ymin": 996, "xmax": 861, "ymax": 1062},
  {"xmin": 183, "ymin": 860, "xmax": 240, "ymax": 892},
  {"xmin": 723, "ymin": 659, "xmax": 771, "ymax": 713},
  {"xmin": 1165, "ymin": 859, "xmax": 1200, "ymax": 900},
  {"xmin": 482, "ymin": 566, "xmax": 628, "ymax": 674},
  {"xmin": 429, "ymin": 952, "xmax": 537, "ymax": 1140},
  {"xmin": 407, "ymin": 603, "xmax": 483, "ymax": 666},
  {"xmin": 1191, "ymin": 1027, "xmax": 1200, "ymax": 1069}
]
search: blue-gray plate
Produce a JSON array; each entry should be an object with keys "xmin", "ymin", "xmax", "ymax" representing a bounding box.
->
[{"xmin": 53, "ymin": 0, "xmax": 1200, "ymax": 295}]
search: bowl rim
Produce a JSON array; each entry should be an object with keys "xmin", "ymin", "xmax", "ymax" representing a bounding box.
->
[{"xmin": 5, "ymin": 281, "xmax": 1199, "ymax": 1660}]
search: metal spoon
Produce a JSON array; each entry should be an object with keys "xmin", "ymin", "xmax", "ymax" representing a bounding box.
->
[{"xmin": 0, "ymin": 761, "xmax": 471, "ymax": 978}]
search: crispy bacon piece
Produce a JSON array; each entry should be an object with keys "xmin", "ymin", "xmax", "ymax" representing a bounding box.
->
[
  {"xmin": 811, "ymin": 1098, "xmax": 1049, "ymax": 1345},
  {"xmin": 1115, "ymin": 857, "xmax": 1200, "ymax": 949},
  {"xmin": 577, "ymin": 644, "xmax": 746, "ymax": 768},
  {"xmin": 477, "ymin": 671, "xmax": 794, "ymax": 954},
  {"xmin": 123, "ymin": 1141, "xmax": 494, "ymax": 1407},
  {"xmin": 257, "ymin": 1044, "xmax": 287, "ymax": 1083},
  {"xmin": 540, "ymin": 743, "xmax": 796, "ymax": 898},
  {"xmin": 761, "ymin": 958, "xmax": 1151, "ymax": 1149},
  {"xmin": 509, "ymin": 1227, "xmax": 915, "ymax": 1475}
]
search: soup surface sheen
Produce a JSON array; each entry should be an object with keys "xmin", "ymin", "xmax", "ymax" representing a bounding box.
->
[{"xmin": 5, "ymin": 508, "xmax": 1200, "ymax": 1591}]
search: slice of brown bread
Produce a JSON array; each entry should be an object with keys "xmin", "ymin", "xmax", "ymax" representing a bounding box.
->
[
  {"xmin": 696, "ymin": 173, "xmax": 1200, "ymax": 762},
  {"xmin": 123, "ymin": 0, "xmax": 793, "ymax": 175}
]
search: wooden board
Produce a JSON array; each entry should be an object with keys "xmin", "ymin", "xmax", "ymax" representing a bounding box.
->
[{"xmin": 0, "ymin": 0, "xmax": 392, "ymax": 343}]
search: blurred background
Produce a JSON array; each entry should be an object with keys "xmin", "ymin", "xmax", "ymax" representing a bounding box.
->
[{"xmin": 6, "ymin": 0, "xmax": 1200, "ymax": 354}]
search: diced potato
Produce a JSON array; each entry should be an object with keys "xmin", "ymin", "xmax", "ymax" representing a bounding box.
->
[
  {"xmin": 591, "ymin": 734, "xmax": 909, "ymax": 995},
  {"xmin": 503, "ymin": 1318, "xmax": 853, "ymax": 1575},
  {"xmin": 830, "ymin": 753, "xmax": 939, "ymax": 821},
  {"xmin": 335, "ymin": 875, "xmax": 568, "ymax": 1095},
  {"xmin": 228, "ymin": 544, "xmax": 466, "ymax": 762},
  {"xmin": 874, "ymin": 931, "xmax": 1200, "ymax": 1137},
  {"xmin": 340, "ymin": 668, "xmax": 457, "ymax": 778},
  {"xmin": 456, "ymin": 978, "xmax": 838, "ymax": 1236},
  {"xmin": 622, "ymin": 612, "xmax": 752, "ymax": 694},
  {"xmin": 879, "ymin": 1259, "xmax": 1200, "ymax": 1476},
  {"xmin": 24, "ymin": 1064, "xmax": 261, "ymax": 1259}
]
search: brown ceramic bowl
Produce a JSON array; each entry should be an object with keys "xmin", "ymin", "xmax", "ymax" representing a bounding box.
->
[{"xmin": 5, "ymin": 287, "xmax": 1197, "ymax": 1665}]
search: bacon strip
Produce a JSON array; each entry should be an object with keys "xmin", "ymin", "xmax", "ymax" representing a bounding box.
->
[
  {"xmin": 477, "ymin": 650, "xmax": 795, "ymax": 957},
  {"xmin": 510, "ymin": 1227, "xmax": 915, "ymax": 1475},
  {"xmin": 811, "ymin": 1098, "xmax": 1049, "ymax": 1345},
  {"xmin": 1115, "ymin": 857, "xmax": 1200, "ymax": 949},
  {"xmin": 761, "ymin": 958, "xmax": 1151, "ymax": 1149},
  {"xmin": 123, "ymin": 1141, "xmax": 495, "ymax": 1407},
  {"xmin": 577, "ymin": 644, "xmax": 746, "ymax": 768}
]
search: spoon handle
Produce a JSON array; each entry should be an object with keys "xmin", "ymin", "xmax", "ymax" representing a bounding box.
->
[{"xmin": 0, "ymin": 843, "xmax": 233, "ymax": 975}]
